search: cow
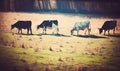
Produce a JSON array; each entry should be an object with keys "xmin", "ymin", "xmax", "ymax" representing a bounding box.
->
[
  {"xmin": 71, "ymin": 20, "xmax": 91, "ymax": 35},
  {"xmin": 11, "ymin": 21, "xmax": 32, "ymax": 34},
  {"xmin": 37, "ymin": 20, "xmax": 59, "ymax": 34},
  {"xmin": 98, "ymin": 20, "xmax": 117, "ymax": 35}
]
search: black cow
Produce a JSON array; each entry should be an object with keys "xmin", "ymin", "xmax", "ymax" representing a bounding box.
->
[
  {"xmin": 37, "ymin": 20, "xmax": 59, "ymax": 34},
  {"xmin": 98, "ymin": 20, "xmax": 117, "ymax": 35},
  {"xmin": 11, "ymin": 21, "xmax": 32, "ymax": 34}
]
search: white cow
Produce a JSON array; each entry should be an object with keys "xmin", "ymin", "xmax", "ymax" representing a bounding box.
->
[{"xmin": 71, "ymin": 20, "xmax": 91, "ymax": 35}]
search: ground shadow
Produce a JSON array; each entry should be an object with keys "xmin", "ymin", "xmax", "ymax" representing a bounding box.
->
[
  {"xmin": 74, "ymin": 35, "xmax": 107, "ymax": 38},
  {"xmin": 12, "ymin": 33, "xmax": 71, "ymax": 37},
  {"xmin": 13, "ymin": 33, "xmax": 34, "ymax": 36},
  {"xmin": 37, "ymin": 33, "xmax": 71, "ymax": 37},
  {"xmin": 105, "ymin": 34, "xmax": 120, "ymax": 38}
]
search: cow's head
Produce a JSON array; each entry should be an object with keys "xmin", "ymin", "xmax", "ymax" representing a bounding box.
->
[
  {"xmin": 37, "ymin": 24, "xmax": 43, "ymax": 30},
  {"xmin": 37, "ymin": 25, "xmax": 40, "ymax": 30},
  {"xmin": 11, "ymin": 25, "xmax": 15, "ymax": 30},
  {"xmin": 98, "ymin": 28, "xmax": 103, "ymax": 34}
]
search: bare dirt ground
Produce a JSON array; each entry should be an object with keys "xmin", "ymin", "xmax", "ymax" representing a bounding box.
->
[{"xmin": 0, "ymin": 12, "xmax": 120, "ymax": 71}]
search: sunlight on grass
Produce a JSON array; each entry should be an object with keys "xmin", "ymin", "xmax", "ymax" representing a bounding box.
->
[{"xmin": 0, "ymin": 12, "xmax": 120, "ymax": 71}]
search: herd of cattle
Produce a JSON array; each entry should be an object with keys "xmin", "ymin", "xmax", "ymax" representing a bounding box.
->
[{"xmin": 11, "ymin": 20, "xmax": 117, "ymax": 35}]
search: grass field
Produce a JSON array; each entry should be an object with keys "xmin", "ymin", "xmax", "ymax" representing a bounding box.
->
[{"xmin": 0, "ymin": 12, "xmax": 120, "ymax": 71}]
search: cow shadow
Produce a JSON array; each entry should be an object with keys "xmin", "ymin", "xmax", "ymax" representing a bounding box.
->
[
  {"xmin": 11, "ymin": 33, "xmax": 71, "ymax": 37},
  {"xmin": 13, "ymin": 33, "xmax": 33, "ymax": 36},
  {"xmin": 75, "ymin": 35, "xmax": 107, "ymax": 38},
  {"xmin": 105, "ymin": 34, "xmax": 120, "ymax": 38},
  {"xmin": 21, "ymin": 33, "xmax": 33, "ymax": 36},
  {"xmin": 38, "ymin": 33, "xmax": 71, "ymax": 37}
]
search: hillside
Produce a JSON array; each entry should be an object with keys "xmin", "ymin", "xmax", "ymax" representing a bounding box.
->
[{"xmin": 0, "ymin": 12, "xmax": 120, "ymax": 71}]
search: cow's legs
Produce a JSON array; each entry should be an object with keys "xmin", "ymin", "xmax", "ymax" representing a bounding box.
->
[
  {"xmin": 88, "ymin": 31, "xmax": 89, "ymax": 35},
  {"xmin": 53, "ymin": 27, "xmax": 59, "ymax": 34},
  {"xmin": 52, "ymin": 27, "xmax": 55, "ymax": 34},
  {"xmin": 84, "ymin": 30, "xmax": 87, "ymax": 35},
  {"xmin": 56, "ymin": 27, "xmax": 59, "ymax": 34},
  {"xmin": 43, "ymin": 29, "xmax": 45, "ymax": 34},
  {"xmin": 30, "ymin": 28, "xmax": 32, "ymax": 34},
  {"xmin": 54, "ymin": 27, "xmax": 59, "ymax": 34},
  {"xmin": 27, "ymin": 28, "xmax": 32, "ymax": 35},
  {"xmin": 77, "ymin": 30, "xmax": 79, "ymax": 35},
  {"xmin": 113, "ymin": 28, "xmax": 115, "ymax": 34},
  {"xmin": 88, "ymin": 30, "xmax": 90, "ymax": 35},
  {"xmin": 43, "ymin": 28, "xmax": 46, "ymax": 34},
  {"xmin": 52, "ymin": 23, "xmax": 59, "ymax": 34},
  {"xmin": 44, "ymin": 28, "xmax": 47, "ymax": 34},
  {"xmin": 42, "ymin": 29, "xmax": 44, "ymax": 34},
  {"xmin": 43, "ymin": 27, "xmax": 46, "ymax": 34},
  {"xmin": 21, "ymin": 29, "xmax": 22, "ymax": 34},
  {"xmin": 18, "ymin": 29, "xmax": 20, "ymax": 34},
  {"xmin": 18, "ymin": 29, "xmax": 22, "ymax": 34},
  {"xmin": 27, "ymin": 29, "xmax": 29, "ymax": 34},
  {"xmin": 104, "ymin": 30, "xmax": 106, "ymax": 35},
  {"xmin": 108, "ymin": 30, "xmax": 110, "ymax": 35},
  {"xmin": 85, "ymin": 28, "xmax": 90, "ymax": 35}
]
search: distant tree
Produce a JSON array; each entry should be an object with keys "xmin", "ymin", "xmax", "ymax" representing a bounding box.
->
[
  {"xmin": 0, "ymin": 0, "xmax": 120, "ymax": 15},
  {"xmin": 10, "ymin": 0, "xmax": 15, "ymax": 11}
]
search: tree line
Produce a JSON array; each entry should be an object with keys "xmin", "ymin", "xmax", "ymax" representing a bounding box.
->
[{"xmin": 0, "ymin": 0, "xmax": 120, "ymax": 15}]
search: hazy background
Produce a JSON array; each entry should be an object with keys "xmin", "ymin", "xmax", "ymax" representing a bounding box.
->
[
  {"xmin": 0, "ymin": 0, "xmax": 120, "ymax": 71},
  {"xmin": 0, "ymin": 0, "xmax": 120, "ymax": 16}
]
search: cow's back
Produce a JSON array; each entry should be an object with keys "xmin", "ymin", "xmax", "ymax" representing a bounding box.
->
[
  {"xmin": 39, "ymin": 21, "xmax": 47, "ymax": 28},
  {"xmin": 42, "ymin": 20, "xmax": 58, "ymax": 27},
  {"xmin": 102, "ymin": 20, "xmax": 117, "ymax": 30},
  {"xmin": 51, "ymin": 20, "xmax": 58, "ymax": 26},
  {"xmin": 43, "ymin": 21, "xmax": 51, "ymax": 27},
  {"xmin": 74, "ymin": 21, "xmax": 90, "ymax": 29},
  {"xmin": 14, "ymin": 21, "xmax": 31, "ymax": 29}
]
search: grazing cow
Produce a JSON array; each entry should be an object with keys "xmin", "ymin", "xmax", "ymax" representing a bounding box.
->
[
  {"xmin": 37, "ymin": 20, "xmax": 59, "ymax": 34},
  {"xmin": 11, "ymin": 21, "xmax": 32, "ymax": 34},
  {"xmin": 98, "ymin": 20, "xmax": 117, "ymax": 35},
  {"xmin": 71, "ymin": 20, "xmax": 91, "ymax": 35}
]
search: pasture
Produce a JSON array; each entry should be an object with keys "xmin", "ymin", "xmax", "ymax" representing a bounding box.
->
[{"xmin": 0, "ymin": 12, "xmax": 120, "ymax": 71}]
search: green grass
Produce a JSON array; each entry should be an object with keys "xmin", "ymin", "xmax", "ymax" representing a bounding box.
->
[{"xmin": 0, "ymin": 33, "xmax": 120, "ymax": 71}]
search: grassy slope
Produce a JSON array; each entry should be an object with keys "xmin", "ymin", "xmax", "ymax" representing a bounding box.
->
[
  {"xmin": 0, "ymin": 12, "xmax": 120, "ymax": 71},
  {"xmin": 0, "ymin": 33, "xmax": 120, "ymax": 71}
]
